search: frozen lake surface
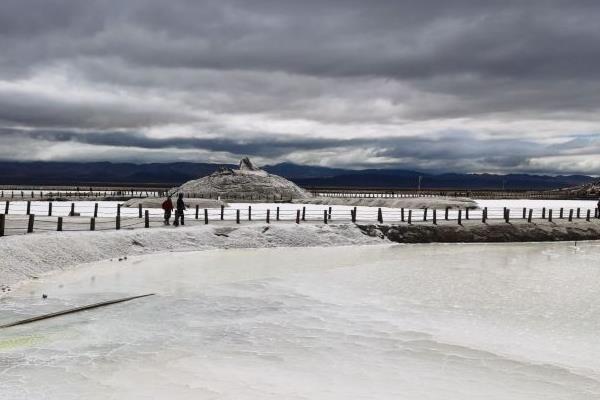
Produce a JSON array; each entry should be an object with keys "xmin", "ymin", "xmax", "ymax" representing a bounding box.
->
[{"xmin": 1, "ymin": 242, "xmax": 600, "ymax": 399}]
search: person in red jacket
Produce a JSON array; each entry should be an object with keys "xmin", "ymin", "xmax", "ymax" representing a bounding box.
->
[{"xmin": 162, "ymin": 196, "xmax": 174, "ymax": 225}]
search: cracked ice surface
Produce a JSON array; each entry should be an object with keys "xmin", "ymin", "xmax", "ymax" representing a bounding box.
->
[{"xmin": 1, "ymin": 243, "xmax": 600, "ymax": 399}]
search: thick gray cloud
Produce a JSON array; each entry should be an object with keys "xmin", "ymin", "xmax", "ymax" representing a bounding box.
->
[
  {"xmin": 0, "ymin": 0, "xmax": 599, "ymax": 173},
  {"xmin": 3, "ymin": 127, "xmax": 594, "ymax": 174}
]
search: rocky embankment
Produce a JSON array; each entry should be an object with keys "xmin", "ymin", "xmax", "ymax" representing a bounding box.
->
[{"xmin": 359, "ymin": 220, "xmax": 600, "ymax": 243}]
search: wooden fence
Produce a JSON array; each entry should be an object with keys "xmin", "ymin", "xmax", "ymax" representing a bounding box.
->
[
  {"xmin": 310, "ymin": 188, "xmax": 599, "ymax": 200},
  {"xmin": 1, "ymin": 201, "xmax": 599, "ymax": 237},
  {"xmin": 4, "ymin": 186, "xmax": 598, "ymax": 202},
  {"xmin": 0, "ymin": 189, "xmax": 161, "ymax": 200}
]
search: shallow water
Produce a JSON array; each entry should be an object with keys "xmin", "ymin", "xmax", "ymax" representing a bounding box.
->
[{"xmin": 1, "ymin": 242, "xmax": 600, "ymax": 399}]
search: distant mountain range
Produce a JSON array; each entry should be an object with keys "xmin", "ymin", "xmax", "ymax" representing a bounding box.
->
[{"xmin": 0, "ymin": 161, "xmax": 595, "ymax": 190}]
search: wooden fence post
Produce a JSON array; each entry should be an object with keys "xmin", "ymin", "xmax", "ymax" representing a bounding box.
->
[
  {"xmin": 145, "ymin": 210, "xmax": 149, "ymax": 228},
  {"xmin": 528, "ymin": 209, "xmax": 533, "ymax": 223},
  {"xmin": 57, "ymin": 216, "xmax": 63, "ymax": 231},
  {"xmin": 4, "ymin": 200, "xmax": 8, "ymax": 214},
  {"xmin": 569, "ymin": 209, "xmax": 573, "ymax": 222},
  {"xmin": 505, "ymin": 209, "xmax": 510, "ymax": 223},
  {"xmin": 236, "ymin": 209, "xmax": 240, "ymax": 224},
  {"xmin": 0, "ymin": 214, "xmax": 5, "ymax": 237},
  {"xmin": 48, "ymin": 202, "xmax": 52, "ymax": 216},
  {"xmin": 69, "ymin": 202, "xmax": 75, "ymax": 216},
  {"xmin": 465, "ymin": 208, "xmax": 469, "ymax": 220},
  {"xmin": 90, "ymin": 218, "xmax": 96, "ymax": 231},
  {"xmin": 138, "ymin": 204, "xmax": 142, "ymax": 218},
  {"xmin": 323, "ymin": 210, "xmax": 328, "ymax": 224},
  {"xmin": 195, "ymin": 205, "xmax": 199, "ymax": 219},
  {"xmin": 458, "ymin": 210, "xmax": 462, "ymax": 225},
  {"xmin": 93, "ymin": 203, "xmax": 98, "ymax": 218},
  {"xmin": 560, "ymin": 208, "xmax": 564, "ymax": 219},
  {"xmin": 483, "ymin": 207, "xmax": 488, "ymax": 223},
  {"xmin": 586, "ymin": 209, "xmax": 591, "ymax": 222},
  {"xmin": 408, "ymin": 210, "xmax": 412, "ymax": 225},
  {"xmin": 267, "ymin": 209, "xmax": 270, "ymax": 223},
  {"xmin": 548, "ymin": 209, "xmax": 552, "ymax": 222},
  {"xmin": 276, "ymin": 207, "xmax": 280, "ymax": 221},
  {"xmin": 220, "ymin": 205, "xmax": 224, "ymax": 220},
  {"xmin": 445, "ymin": 207, "xmax": 449, "ymax": 220},
  {"xmin": 423, "ymin": 208, "xmax": 428, "ymax": 222},
  {"xmin": 542, "ymin": 207, "xmax": 546, "ymax": 219},
  {"xmin": 296, "ymin": 210, "xmax": 301, "ymax": 224},
  {"xmin": 378, "ymin": 208, "xmax": 383, "ymax": 224},
  {"xmin": 27, "ymin": 214, "xmax": 34, "ymax": 233},
  {"xmin": 576, "ymin": 208, "xmax": 581, "ymax": 219},
  {"xmin": 328, "ymin": 206, "xmax": 332, "ymax": 221},
  {"xmin": 248, "ymin": 206, "xmax": 252, "ymax": 221},
  {"xmin": 116, "ymin": 213, "xmax": 120, "ymax": 230},
  {"xmin": 401, "ymin": 208, "xmax": 405, "ymax": 222},
  {"xmin": 522, "ymin": 207, "xmax": 526, "ymax": 219},
  {"xmin": 302, "ymin": 207, "xmax": 306, "ymax": 221},
  {"xmin": 26, "ymin": 201, "xmax": 31, "ymax": 215},
  {"xmin": 433, "ymin": 209, "xmax": 437, "ymax": 225}
]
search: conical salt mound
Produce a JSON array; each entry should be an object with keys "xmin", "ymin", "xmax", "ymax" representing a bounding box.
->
[{"xmin": 175, "ymin": 158, "xmax": 311, "ymax": 199}]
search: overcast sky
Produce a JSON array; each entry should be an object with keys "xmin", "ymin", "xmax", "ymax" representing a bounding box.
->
[{"xmin": 1, "ymin": 0, "xmax": 600, "ymax": 174}]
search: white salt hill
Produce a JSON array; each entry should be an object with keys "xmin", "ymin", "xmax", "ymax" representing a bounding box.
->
[
  {"xmin": 173, "ymin": 157, "xmax": 476, "ymax": 209},
  {"xmin": 175, "ymin": 157, "xmax": 312, "ymax": 200}
]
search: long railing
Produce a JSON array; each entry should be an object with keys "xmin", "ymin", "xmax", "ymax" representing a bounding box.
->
[
  {"xmin": 1, "ymin": 200, "xmax": 599, "ymax": 237},
  {"xmin": 309, "ymin": 188, "xmax": 599, "ymax": 200},
  {"xmin": 0, "ymin": 189, "xmax": 162, "ymax": 200},
  {"xmin": 4, "ymin": 186, "xmax": 598, "ymax": 202}
]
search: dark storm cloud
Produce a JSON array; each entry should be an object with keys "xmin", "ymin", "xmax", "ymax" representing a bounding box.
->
[
  {"xmin": 0, "ymin": 86, "xmax": 196, "ymax": 129},
  {"xmin": 0, "ymin": 0, "xmax": 599, "ymax": 172},
  {"xmin": 0, "ymin": 127, "xmax": 575, "ymax": 173},
  {"xmin": 2, "ymin": 0, "xmax": 599, "ymax": 81},
  {"xmin": 0, "ymin": 128, "xmax": 355, "ymax": 157}
]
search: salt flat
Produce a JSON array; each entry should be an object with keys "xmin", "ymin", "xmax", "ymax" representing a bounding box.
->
[{"xmin": 1, "ymin": 242, "xmax": 600, "ymax": 399}]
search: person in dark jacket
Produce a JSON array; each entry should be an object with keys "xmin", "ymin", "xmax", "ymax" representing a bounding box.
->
[
  {"xmin": 162, "ymin": 196, "xmax": 174, "ymax": 225},
  {"xmin": 174, "ymin": 193, "xmax": 186, "ymax": 227}
]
